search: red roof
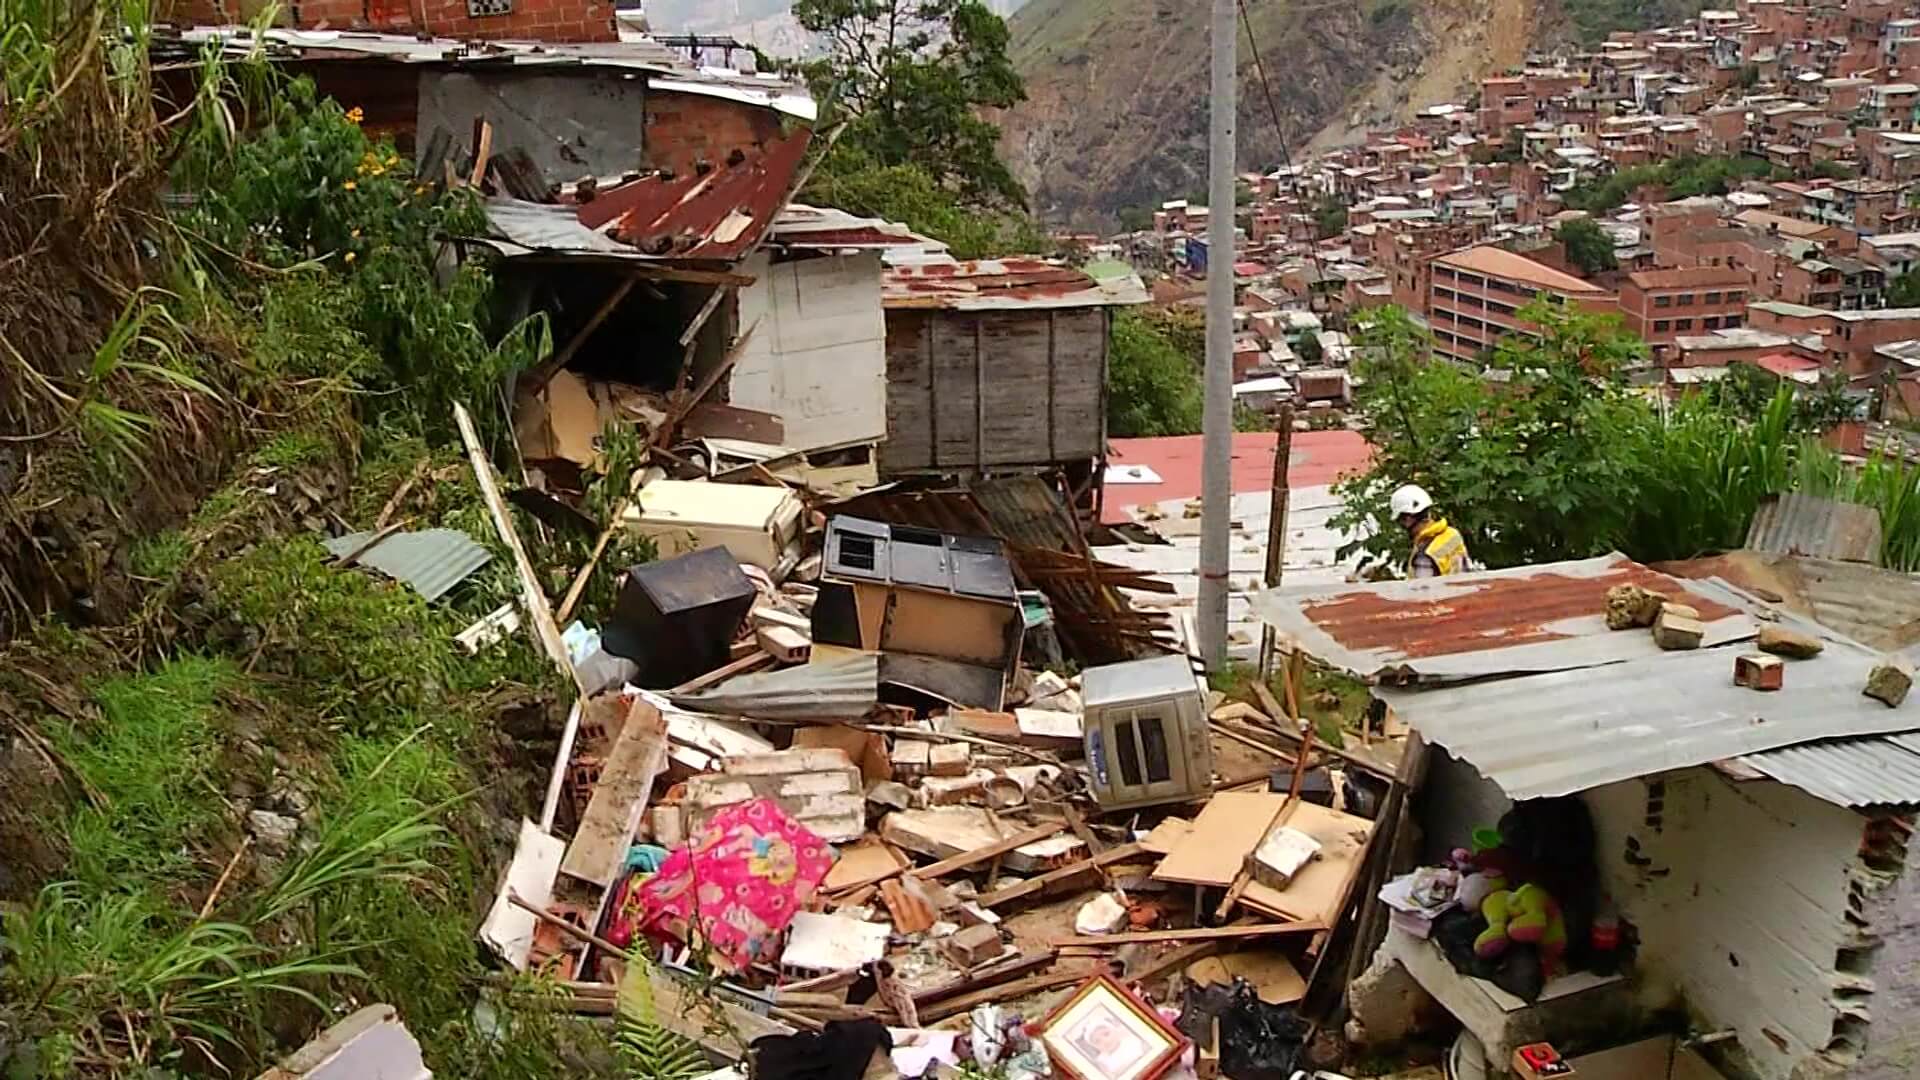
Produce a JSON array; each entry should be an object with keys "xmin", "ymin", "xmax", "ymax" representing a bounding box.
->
[
  {"xmin": 1750, "ymin": 352, "xmax": 1823, "ymax": 376},
  {"xmin": 579, "ymin": 127, "xmax": 813, "ymax": 263},
  {"xmin": 1102, "ymin": 430, "xmax": 1374, "ymax": 524}
]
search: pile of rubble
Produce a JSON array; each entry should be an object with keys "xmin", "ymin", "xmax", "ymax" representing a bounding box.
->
[{"xmin": 440, "ymin": 406, "xmax": 1400, "ymax": 1080}]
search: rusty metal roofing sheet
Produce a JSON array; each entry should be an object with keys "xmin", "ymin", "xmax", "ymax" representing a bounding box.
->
[
  {"xmin": 323, "ymin": 528, "xmax": 492, "ymax": 602},
  {"xmin": 1373, "ymin": 631, "xmax": 1920, "ymax": 801},
  {"xmin": 1659, "ymin": 551, "xmax": 1920, "ymax": 652},
  {"xmin": 1251, "ymin": 554, "xmax": 1755, "ymax": 683},
  {"xmin": 1745, "ymin": 492, "xmax": 1883, "ymax": 564},
  {"xmin": 881, "ymin": 254, "xmax": 1149, "ymax": 310},
  {"xmin": 570, "ymin": 127, "xmax": 813, "ymax": 263}
]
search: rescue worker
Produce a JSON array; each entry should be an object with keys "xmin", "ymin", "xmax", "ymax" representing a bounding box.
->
[{"xmin": 1391, "ymin": 483, "xmax": 1470, "ymax": 578}]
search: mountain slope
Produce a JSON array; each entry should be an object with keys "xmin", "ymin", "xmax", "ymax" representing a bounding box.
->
[{"xmin": 999, "ymin": 0, "xmax": 1706, "ymax": 224}]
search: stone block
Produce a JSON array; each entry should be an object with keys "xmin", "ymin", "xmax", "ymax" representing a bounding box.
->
[
  {"xmin": 927, "ymin": 743, "xmax": 971, "ymax": 777},
  {"xmin": 946, "ymin": 923, "xmax": 1004, "ymax": 967},
  {"xmin": 1652, "ymin": 609, "xmax": 1705, "ymax": 650},
  {"xmin": 1605, "ymin": 584, "xmax": 1668, "ymax": 630},
  {"xmin": 1866, "ymin": 659, "xmax": 1914, "ymax": 708},
  {"xmin": 1757, "ymin": 625, "xmax": 1824, "ymax": 659}
]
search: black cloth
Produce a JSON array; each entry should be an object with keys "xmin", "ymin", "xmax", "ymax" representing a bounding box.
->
[
  {"xmin": 1210, "ymin": 979, "xmax": 1312, "ymax": 1080},
  {"xmin": 751, "ymin": 1019, "xmax": 893, "ymax": 1080}
]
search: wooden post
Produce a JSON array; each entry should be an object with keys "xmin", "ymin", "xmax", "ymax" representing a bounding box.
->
[{"xmin": 1257, "ymin": 406, "xmax": 1297, "ymax": 679}]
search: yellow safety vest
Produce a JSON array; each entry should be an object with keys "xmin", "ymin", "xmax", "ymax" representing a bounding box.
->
[{"xmin": 1409, "ymin": 518, "xmax": 1470, "ymax": 577}]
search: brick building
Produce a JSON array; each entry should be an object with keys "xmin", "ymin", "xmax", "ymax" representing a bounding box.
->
[
  {"xmin": 1620, "ymin": 267, "xmax": 1752, "ymax": 362},
  {"xmin": 1427, "ymin": 245, "xmax": 1619, "ymax": 363},
  {"xmin": 160, "ymin": 0, "xmax": 620, "ymax": 41}
]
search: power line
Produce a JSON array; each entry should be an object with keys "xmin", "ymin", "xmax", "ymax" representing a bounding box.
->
[{"xmin": 1237, "ymin": 0, "xmax": 1332, "ymax": 311}]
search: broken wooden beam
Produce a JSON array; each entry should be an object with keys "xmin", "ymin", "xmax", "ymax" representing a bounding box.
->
[
  {"xmin": 976, "ymin": 843, "xmax": 1152, "ymax": 909},
  {"xmin": 1051, "ymin": 920, "xmax": 1323, "ymax": 947},
  {"xmin": 835, "ymin": 821, "xmax": 1067, "ymax": 897},
  {"xmin": 917, "ymin": 968, "xmax": 1090, "ymax": 1023},
  {"xmin": 911, "ymin": 949, "xmax": 1058, "ymax": 1005}
]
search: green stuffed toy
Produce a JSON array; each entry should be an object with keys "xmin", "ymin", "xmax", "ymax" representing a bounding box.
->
[{"xmin": 1474, "ymin": 883, "xmax": 1566, "ymax": 967}]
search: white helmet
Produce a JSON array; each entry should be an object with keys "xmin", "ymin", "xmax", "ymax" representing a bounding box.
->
[{"xmin": 1390, "ymin": 484, "xmax": 1434, "ymax": 518}]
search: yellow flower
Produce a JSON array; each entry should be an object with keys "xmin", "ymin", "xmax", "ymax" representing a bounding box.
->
[
  {"xmin": 345, "ymin": 106, "xmax": 364, "ymax": 124},
  {"xmin": 344, "ymin": 251, "xmax": 357, "ymax": 264},
  {"xmin": 342, "ymin": 180, "xmax": 356, "ymax": 191},
  {"xmin": 350, "ymin": 229, "xmax": 362, "ymax": 238}
]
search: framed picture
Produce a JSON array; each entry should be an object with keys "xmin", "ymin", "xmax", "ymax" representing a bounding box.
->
[{"xmin": 1037, "ymin": 973, "xmax": 1190, "ymax": 1080}]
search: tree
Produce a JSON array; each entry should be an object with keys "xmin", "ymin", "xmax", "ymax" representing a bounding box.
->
[
  {"xmin": 1108, "ymin": 309, "xmax": 1203, "ymax": 437},
  {"xmin": 1314, "ymin": 196, "xmax": 1348, "ymax": 240},
  {"xmin": 1889, "ymin": 270, "xmax": 1920, "ymax": 307},
  {"xmin": 1117, "ymin": 205, "xmax": 1153, "ymax": 232},
  {"xmin": 1332, "ymin": 303, "xmax": 1653, "ymax": 569},
  {"xmin": 1557, "ymin": 217, "xmax": 1617, "ymax": 276},
  {"xmin": 1296, "ymin": 330, "xmax": 1324, "ymax": 365},
  {"xmin": 796, "ymin": 0, "xmax": 1027, "ymax": 209},
  {"xmin": 802, "ymin": 150, "xmax": 1047, "ymax": 259}
]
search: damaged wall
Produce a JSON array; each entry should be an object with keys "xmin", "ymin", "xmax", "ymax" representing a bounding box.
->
[
  {"xmin": 1846, "ymin": 816, "xmax": 1920, "ymax": 1080},
  {"xmin": 1582, "ymin": 770, "xmax": 1887, "ymax": 1080},
  {"xmin": 733, "ymin": 250, "xmax": 887, "ymax": 450},
  {"xmin": 881, "ymin": 308, "xmax": 1110, "ymax": 476},
  {"xmin": 419, "ymin": 69, "xmax": 648, "ymax": 184}
]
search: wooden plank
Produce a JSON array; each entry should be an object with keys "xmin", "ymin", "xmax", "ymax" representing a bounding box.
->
[
  {"xmin": 667, "ymin": 650, "xmax": 772, "ymax": 695},
  {"xmin": 976, "ymin": 843, "xmax": 1151, "ymax": 909},
  {"xmin": 910, "ymin": 949, "xmax": 1057, "ymax": 1004},
  {"xmin": 1151, "ymin": 791, "xmax": 1289, "ymax": 887},
  {"xmin": 1051, "ymin": 921, "xmax": 1323, "ymax": 947},
  {"xmin": 1237, "ymin": 801, "xmax": 1375, "ymax": 927},
  {"xmin": 917, "ymin": 968, "xmax": 1088, "ymax": 1023},
  {"xmin": 453, "ymin": 402, "xmax": 582, "ymax": 694},
  {"xmin": 561, "ymin": 702, "xmax": 669, "ymax": 887},
  {"xmin": 822, "ymin": 839, "xmax": 910, "ymax": 892},
  {"xmin": 833, "ymin": 821, "xmax": 1066, "ymax": 896}
]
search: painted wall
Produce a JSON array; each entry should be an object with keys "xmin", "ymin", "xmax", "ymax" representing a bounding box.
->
[
  {"xmin": 732, "ymin": 250, "xmax": 887, "ymax": 450},
  {"xmin": 1582, "ymin": 770, "xmax": 1885, "ymax": 1080},
  {"xmin": 161, "ymin": 0, "xmax": 617, "ymax": 41}
]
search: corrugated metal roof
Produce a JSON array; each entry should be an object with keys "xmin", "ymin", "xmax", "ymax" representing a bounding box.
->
[
  {"xmin": 570, "ymin": 126, "xmax": 813, "ymax": 264},
  {"xmin": 1736, "ymin": 736, "xmax": 1920, "ymax": 807},
  {"xmin": 669, "ymin": 653, "xmax": 879, "ymax": 719},
  {"xmin": 1250, "ymin": 554, "xmax": 1755, "ymax": 684},
  {"xmin": 1374, "ymin": 632, "xmax": 1918, "ymax": 801},
  {"xmin": 1745, "ymin": 492, "xmax": 1883, "ymax": 565},
  {"xmin": 1657, "ymin": 551, "xmax": 1920, "ymax": 653},
  {"xmin": 323, "ymin": 528, "xmax": 492, "ymax": 602},
  {"xmin": 881, "ymin": 254, "xmax": 1148, "ymax": 310}
]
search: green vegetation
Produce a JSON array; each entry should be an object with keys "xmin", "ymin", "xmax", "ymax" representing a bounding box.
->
[
  {"xmin": 1889, "ymin": 270, "xmax": 1920, "ymax": 307},
  {"xmin": 1334, "ymin": 304, "xmax": 1920, "ymax": 571},
  {"xmin": 1556, "ymin": 216, "xmax": 1618, "ymax": 276},
  {"xmin": 1560, "ymin": 0, "xmax": 1711, "ymax": 46},
  {"xmin": 0, "ymin": 6, "xmax": 601, "ymax": 1076},
  {"xmin": 1314, "ymin": 196, "xmax": 1349, "ymax": 240},
  {"xmin": 1563, "ymin": 154, "xmax": 1775, "ymax": 213},
  {"xmin": 1108, "ymin": 308, "xmax": 1204, "ymax": 436}
]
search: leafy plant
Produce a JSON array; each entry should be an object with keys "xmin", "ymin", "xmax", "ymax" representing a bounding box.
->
[
  {"xmin": 1556, "ymin": 217, "xmax": 1618, "ymax": 276},
  {"xmin": 616, "ymin": 953, "xmax": 712, "ymax": 1080},
  {"xmin": 1108, "ymin": 308, "xmax": 1204, "ymax": 437}
]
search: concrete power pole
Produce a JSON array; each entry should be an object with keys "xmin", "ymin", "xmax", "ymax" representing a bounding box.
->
[{"xmin": 1198, "ymin": 0, "xmax": 1236, "ymax": 666}]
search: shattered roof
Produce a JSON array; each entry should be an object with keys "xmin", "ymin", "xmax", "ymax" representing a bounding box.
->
[
  {"xmin": 167, "ymin": 25, "xmax": 815, "ymax": 120},
  {"xmin": 881, "ymin": 254, "xmax": 1148, "ymax": 311},
  {"xmin": 1259, "ymin": 553, "xmax": 1920, "ymax": 802},
  {"xmin": 483, "ymin": 126, "xmax": 812, "ymax": 265},
  {"xmin": 770, "ymin": 205, "xmax": 924, "ymax": 250}
]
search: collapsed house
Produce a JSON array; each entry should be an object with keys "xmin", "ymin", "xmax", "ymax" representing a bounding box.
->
[{"xmin": 1254, "ymin": 551, "xmax": 1920, "ymax": 1080}]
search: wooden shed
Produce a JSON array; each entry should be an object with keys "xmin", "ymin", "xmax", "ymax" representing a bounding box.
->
[{"xmin": 879, "ymin": 256, "xmax": 1148, "ymax": 482}]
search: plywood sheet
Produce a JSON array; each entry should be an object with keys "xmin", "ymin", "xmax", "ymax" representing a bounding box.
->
[
  {"xmin": 1151, "ymin": 792, "xmax": 1288, "ymax": 887},
  {"xmin": 1186, "ymin": 951, "xmax": 1306, "ymax": 1005},
  {"xmin": 1239, "ymin": 801, "xmax": 1374, "ymax": 925},
  {"xmin": 823, "ymin": 838, "xmax": 909, "ymax": 892},
  {"xmin": 1140, "ymin": 817, "xmax": 1193, "ymax": 855}
]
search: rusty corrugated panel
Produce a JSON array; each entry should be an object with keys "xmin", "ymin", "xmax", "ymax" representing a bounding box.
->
[
  {"xmin": 1252, "ymin": 554, "xmax": 1755, "ymax": 683},
  {"xmin": 323, "ymin": 529, "xmax": 492, "ymax": 603},
  {"xmin": 574, "ymin": 126, "xmax": 813, "ymax": 263},
  {"xmin": 1745, "ymin": 492, "xmax": 1883, "ymax": 565},
  {"xmin": 668, "ymin": 653, "xmax": 879, "ymax": 719},
  {"xmin": 881, "ymin": 255, "xmax": 1149, "ymax": 310},
  {"xmin": 1738, "ymin": 736, "xmax": 1920, "ymax": 808}
]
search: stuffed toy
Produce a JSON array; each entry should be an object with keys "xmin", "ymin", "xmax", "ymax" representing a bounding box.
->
[{"xmin": 1474, "ymin": 884, "xmax": 1567, "ymax": 969}]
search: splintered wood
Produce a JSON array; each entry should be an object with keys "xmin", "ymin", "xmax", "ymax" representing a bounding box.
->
[{"xmin": 560, "ymin": 701, "xmax": 668, "ymax": 887}]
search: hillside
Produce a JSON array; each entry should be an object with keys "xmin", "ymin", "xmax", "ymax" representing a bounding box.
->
[{"xmin": 998, "ymin": 0, "xmax": 1706, "ymax": 225}]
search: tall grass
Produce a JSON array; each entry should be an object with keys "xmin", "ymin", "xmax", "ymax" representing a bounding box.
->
[{"xmin": 1797, "ymin": 449, "xmax": 1920, "ymax": 571}]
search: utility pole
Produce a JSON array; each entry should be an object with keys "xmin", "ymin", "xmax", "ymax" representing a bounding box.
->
[{"xmin": 1198, "ymin": 0, "xmax": 1236, "ymax": 667}]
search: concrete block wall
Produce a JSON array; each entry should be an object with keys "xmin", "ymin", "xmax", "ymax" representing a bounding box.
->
[{"xmin": 160, "ymin": 0, "xmax": 618, "ymax": 42}]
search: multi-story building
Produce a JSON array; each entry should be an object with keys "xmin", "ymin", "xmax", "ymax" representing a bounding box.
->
[
  {"xmin": 1427, "ymin": 245, "xmax": 1619, "ymax": 363},
  {"xmin": 1619, "ymin": 267, "xmax": 1753, "ymax": 362}
]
